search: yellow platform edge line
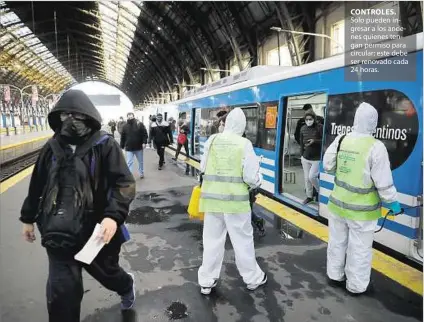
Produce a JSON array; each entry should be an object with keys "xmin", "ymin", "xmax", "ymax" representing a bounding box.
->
[
  {"xmin": 0, "ymin": 134, "xmax": 52, "ymax": 151},
  {"xmin": 165, "ymin": 148, "xmax": 423, "ymax": 296},
  {"xmin": 0, "ymin": 165, "xmax": 34, "ymax": 194}
]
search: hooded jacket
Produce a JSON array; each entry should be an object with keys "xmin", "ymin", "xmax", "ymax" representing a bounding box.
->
[
  {"xmin": 200, "ymin": 108, "xmax": 262, "ymax": 189},
  {"xmin": 323, "ymin": 102, "xmax": 397, "ymax": 203},
  {"xmin": 20, "ymin": 89, "xmax": 135, "ymax": 247}
]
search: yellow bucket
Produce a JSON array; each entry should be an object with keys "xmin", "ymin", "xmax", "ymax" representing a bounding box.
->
[{"xmin": 187, "ymin": 185, "xmax": 205, "ymax": 221}]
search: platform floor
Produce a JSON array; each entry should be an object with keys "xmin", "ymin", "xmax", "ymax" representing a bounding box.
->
[
  {"xmin": 0, "ymin": 149, "xmax": 422, "ymax": 322},
  {"xmin": 0, "ymin": 129, "xmax": 53, "ymax": 149}
]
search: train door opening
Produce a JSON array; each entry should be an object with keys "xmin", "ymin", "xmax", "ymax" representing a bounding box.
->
[{"xmin": 279, "ymin": 92, "xmax": 327, "ymax": 210}]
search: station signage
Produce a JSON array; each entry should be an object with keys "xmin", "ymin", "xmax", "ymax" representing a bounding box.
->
[{"xmin": 324, "ymin": 89, "xmax": 418, "ymax": 170}]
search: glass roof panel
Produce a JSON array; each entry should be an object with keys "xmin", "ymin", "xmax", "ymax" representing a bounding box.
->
[
  {"xmin": 98, "ymin": 0, "xmax": 141, "ymax": 86},
  {"xmin": 12, "ymin": 26, "xmax": 31, "ymax": 38},
  {"xmin": 0, "ymin": 11, "xmax": 19, "ymax": 27},
  {"xmin": 24, "ymin": 38, "xmax": 40, "ymax": 48},
  {"xmin": 0, "ymin": 33, "xmax": 13, "ymax": 46},
  {"xmin": 0, "ymin": 3, "xmax": 76, "ymax": 90}
]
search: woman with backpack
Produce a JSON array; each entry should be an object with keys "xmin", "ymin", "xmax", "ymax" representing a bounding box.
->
[{"xmin": 173, "ymin": 120, "xmax": 190, "ymax": 161}]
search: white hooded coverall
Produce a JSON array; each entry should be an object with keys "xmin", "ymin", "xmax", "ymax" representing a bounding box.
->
[
  {"xmin": 198, "ymin": 108, "xmax": 265, "ymax": 288},
  {"xmin": 323, "ymin": 102, "xmax": 398, "ymax": 293}
]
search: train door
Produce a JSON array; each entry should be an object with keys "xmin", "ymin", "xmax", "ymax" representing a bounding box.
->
[{"xmin": 278, "ymin": 92, "xmax": 328, "ymax": 212}]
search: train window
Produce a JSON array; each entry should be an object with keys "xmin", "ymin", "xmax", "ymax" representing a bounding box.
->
[
  {"xmin": 324, "ymin": 89, "xmax": 419, "ymax": 170},
  {"xmin": 280, "ymin": 92, "xmax": 327, "ymax": 208},
  {"xmin": 240, "ymin": 107, "xmax": 258, "ymax": 144},
  {"xmin": 257, "ymin": 102, "xmax": 278, "ymax": 150}
]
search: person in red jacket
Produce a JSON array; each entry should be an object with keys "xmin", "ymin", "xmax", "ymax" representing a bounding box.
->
[{"xmin": 173, "ymin": 120, "xmax": 190, "ymax": 160}]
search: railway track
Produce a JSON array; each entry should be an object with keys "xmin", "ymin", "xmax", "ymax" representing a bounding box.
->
[{"xmin": 0, "ymin": 149, "xmax": 41, "ymax": 182}]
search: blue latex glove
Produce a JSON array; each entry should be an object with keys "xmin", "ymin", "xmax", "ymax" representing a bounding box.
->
[{"xmin": 387, "ymin": 201, "xmax": 402, "ymax": 215}]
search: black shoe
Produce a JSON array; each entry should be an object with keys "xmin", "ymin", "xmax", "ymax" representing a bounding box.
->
[
  {"xmin": 172, "ymin": 157, "xmax": 177, "ymax": 161},
  {"xmin": 158, "ymin": 165, "xmax": 163, "ymax": 170},
  {"xmin": 327, "ymin": 277, "xmax": 346, "ymax": 289},
  {"xmin": 303, "ymin": 197, "xmax": 313, "ymax": 205}
]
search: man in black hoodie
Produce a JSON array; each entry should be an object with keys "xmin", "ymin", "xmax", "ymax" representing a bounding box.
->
[
  {"xmin": 120, "ymin": 112, "xmax": 148, "ymax": 179},
  {"xmin": 149, "ymin": 113, "xmax": 173, "ymax": 170},
  {"xmin": 20, "ymin": 89, "xmax": 136, "ymax": 322}
]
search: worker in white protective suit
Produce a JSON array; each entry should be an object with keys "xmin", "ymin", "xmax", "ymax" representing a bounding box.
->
[
  {"xmin": 198, "ymin": 108, "xmax": 267, "ymax": 295},
  {"xmin": 323, "ymin": 102, "xmax": 402, "ymax": 295}
]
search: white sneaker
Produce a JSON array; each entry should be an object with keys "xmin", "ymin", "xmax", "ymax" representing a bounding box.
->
[
  {"xmin": 200, "ymin": 280, "xmax": 217, "ymax": 295},
  {"xmin": 247, "ymin": 274, "xmax": 267, "ymax": 291}
]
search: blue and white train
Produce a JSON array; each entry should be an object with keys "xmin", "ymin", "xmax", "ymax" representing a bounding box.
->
[{"xmin": 156, "ymin": 33, "xmax": 423, "ymax": 264}]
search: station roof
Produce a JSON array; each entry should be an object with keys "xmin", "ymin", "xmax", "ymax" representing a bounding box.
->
[{"xmin": 1, "ymin": 1, "xmax": 330, "ymax": 103}]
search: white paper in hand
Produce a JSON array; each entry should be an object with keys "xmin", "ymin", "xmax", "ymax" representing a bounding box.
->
[{"xmin": 74, "ymin": 224, "xmax": 106, "ymax": 265}]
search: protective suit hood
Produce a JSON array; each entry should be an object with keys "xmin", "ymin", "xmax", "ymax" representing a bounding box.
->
[
  {"xmin": 352, "ymin": 102, "xmax": 378, "ymax": 135},
  {"xmin": 223, "ymin": 108, "xmax": 246, "ymax": 136}
]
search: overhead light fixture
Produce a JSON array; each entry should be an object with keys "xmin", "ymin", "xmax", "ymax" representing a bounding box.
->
[
  {"xmin": 157, "ymin": 26, "xmax": 161, "ymax": 31},
  {"xmin": 150, "ymin": 41, "xmax": 153, "ymax": 45}
]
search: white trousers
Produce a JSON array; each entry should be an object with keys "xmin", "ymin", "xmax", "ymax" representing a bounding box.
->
[
  {"xmin": 301, "ymin": 157, "xmax": 320, "ymax": 198},
  {"xmin": 327, "ymin": 212, "xmax": 378, "ymax": 293},
  {"xmin": 198, "ymin": 212, "xmax": 265, "ymax": 287}
]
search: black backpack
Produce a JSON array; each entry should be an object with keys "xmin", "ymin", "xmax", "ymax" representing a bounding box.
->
[{"xmin": 36, "ymin": 131, "xmax": 110, "ymax": 254}]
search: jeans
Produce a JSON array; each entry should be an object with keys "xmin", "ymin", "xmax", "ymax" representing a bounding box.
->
[
  {"xmin": 301, "ymin": 156, "xmax": 320, "ymax": 198},
  {"xmin": 126, "ymin": 150, "xmax": 144, "ymax": 175},
  {"xmin": 46, "ymin": 243, "xmax": 133, "ymax": 322}
]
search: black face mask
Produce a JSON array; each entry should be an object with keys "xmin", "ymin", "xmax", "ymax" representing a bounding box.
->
[{"xmin": 60, "ymin": 117, "xmax": 92, "ymax": 139}]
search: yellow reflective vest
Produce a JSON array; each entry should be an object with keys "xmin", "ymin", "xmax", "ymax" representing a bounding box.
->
[
  {"xmin": 328, "ymin": 136, "xmax": 381, "ymax": 221},
  {"xmin": 199, "ymin": 133, "xmax": 251, "ymax": 213}
]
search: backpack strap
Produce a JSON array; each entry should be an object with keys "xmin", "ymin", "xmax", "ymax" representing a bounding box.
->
[
  {"xmin": 48, "ymin": 138, "xmax": 66, "ymax": 164},
  {"xmin": 74, "ymin": 131, "xmax": 104, "ymax": 158},
  {"xmin": 337, "ymin": 134, "xmax": 346, "ymax": 154},
  {"xmin": 74, "ymin": 131, "xmax": 111, "ymax": 190}
]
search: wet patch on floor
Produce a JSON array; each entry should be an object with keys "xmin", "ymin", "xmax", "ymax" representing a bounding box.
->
[
  {"xmin": 166, "ymin": 301, "xmax": 189, "ymax": 319},
  {"xmin": 117, "ymin": 187, "xmax": 424, "ymax": 322}
]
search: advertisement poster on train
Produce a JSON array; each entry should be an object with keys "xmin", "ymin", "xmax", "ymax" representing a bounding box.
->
[
  {"xmin": 265, "ymin": 105, "xmax": 277, "ymax": 129},
  {"xmin": 323, "ymin": 89, "xmax": 418, "ymax": 170}
]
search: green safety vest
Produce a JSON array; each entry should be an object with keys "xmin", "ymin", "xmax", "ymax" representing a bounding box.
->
[
  {"xmin": 328, "ymin": 136, "xmax": 381, "ymax": 221},
  {"xmin": 199, "ymin": 133, "xmax": 251, "ymax": 214}
]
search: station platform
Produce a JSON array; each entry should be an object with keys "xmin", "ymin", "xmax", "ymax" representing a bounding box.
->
[
  {"xmin": 0, "ymin": 129, "xmax": 53, "ymax": 164},
  {"xmin": 0, "ymin": 148, "xmax": 422, "ymax": 322}
]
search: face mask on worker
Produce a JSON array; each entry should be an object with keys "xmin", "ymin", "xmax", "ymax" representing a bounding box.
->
[
  {"xmin": 60, "ymin": 113, "xmax": 91, "ymax": 138},
  {"xmin": 156, "ymin": 115, "xmax": 163, "ymax": 123},
  {"xmin": 127, "ymin": 114, "xmax": 135, "ymax": 122},
  {"xmin": 305, "ymin": 118, "xmax": 314, "ymax": 127}
]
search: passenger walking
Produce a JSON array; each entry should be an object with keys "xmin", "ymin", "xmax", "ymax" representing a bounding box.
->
[
  {"xmin": 149, "ymin": 113, "xmax": 173, "ymax": 170},
  {"xmin": 173, "ymin": 120, "xmax": 190, "ymax": 161},
  {"xmin": 198, "ymin": 108, "xmax": 267, "ymax": 295},
  {"xmin": 120, "ymin": 112, "xmax": 148, "ymax": 179},
  {"xmin": 300, "ymin": 111, "xmax": 323, "ymax": 204},
  {"xmin": 323, "ymin": 102, "xmax": 402, "ymax": 295},
  {"xmin": 294, "ymin": 104, "xmax": 324, "ymax": 145},
  {"xmin": 20, "ymin": 89, "xmax": 136, "ymax": 322},
  {"xmin": 108, "ymin": 119, "xmax": 117, "ymax": 137},
  {"xmin": 117, "ymin": 116, "xmax": 126, "ymax": 136}
]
